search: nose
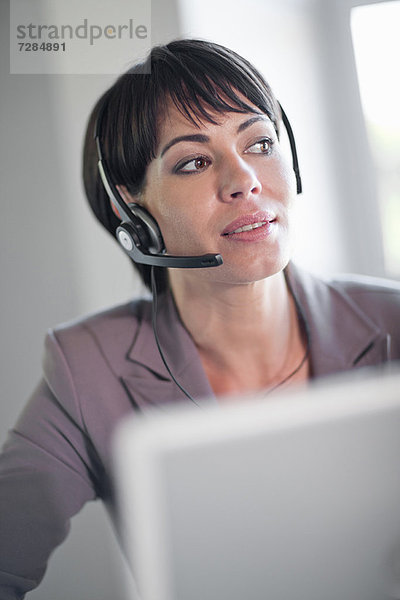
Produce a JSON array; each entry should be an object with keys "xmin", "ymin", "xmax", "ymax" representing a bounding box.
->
[{"xmin": 218, "ymin": 155, "xmax": 262, "ymax": 203}]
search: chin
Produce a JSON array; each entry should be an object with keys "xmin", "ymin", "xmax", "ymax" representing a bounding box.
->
[
  {"xmin": 229, "ymin": 242, "xmax": 292, "ymax": 280},
  {"xmin": 209, "ymin": 253, "xmax": 291, "ymax": 286}
]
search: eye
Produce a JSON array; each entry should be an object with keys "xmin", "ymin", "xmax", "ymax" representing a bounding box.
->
[
  {"xmin": 175, "ymin": 156, "xmax": 211, "ymax": 174},
  {"xmin": 245, "ymin": 138, "xmax": 274, "ymax": 155}
]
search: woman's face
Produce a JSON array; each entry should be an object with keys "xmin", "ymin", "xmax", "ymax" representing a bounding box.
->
[{"xmin": 137, "ymin": 99, "xmax": 297, "ymax": 285}]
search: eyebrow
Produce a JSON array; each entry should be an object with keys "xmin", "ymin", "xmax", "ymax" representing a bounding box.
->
[
  {"xmin": 236, "ymin": 115, "xmax": 269, "ymax": 133},
  {"xmin": 160, "ymin": 134, "xmax": 209, "ymax": 157},
  {"xmin": 159, "ymin": 115, "xmax": 270, "ymax": 158}
]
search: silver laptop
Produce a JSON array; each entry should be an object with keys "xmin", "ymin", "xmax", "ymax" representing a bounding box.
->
[{"xmin": 113, "ymin": 367, "xmax": 400, "ymax": 600}]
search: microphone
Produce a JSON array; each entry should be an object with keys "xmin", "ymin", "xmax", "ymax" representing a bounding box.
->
[{"xmin": 116, "ymin": 221, "xmax": 223, "ymax": 268}]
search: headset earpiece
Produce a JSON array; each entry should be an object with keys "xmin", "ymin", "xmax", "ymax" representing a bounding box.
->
[{"xmin": 126, "ymin": 203, "xmax": 165, "ymax": 253}]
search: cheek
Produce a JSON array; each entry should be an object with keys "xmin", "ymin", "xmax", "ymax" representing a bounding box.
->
[
  {"xmin": 144, "ymin": 185, "xmax": 209, "ymax": 253},
  {"xmin": 162, "ymin": 205, "xmax": 211, "ymax": 253},
  {"xmin": 269, "ymin": 156, "xmax": 297, "ymax": 205}
]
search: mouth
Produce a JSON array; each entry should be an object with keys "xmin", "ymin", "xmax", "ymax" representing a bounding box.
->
[
  {"xmin": 222, "ymin": 220, "xmax": 271, "ymax": 235},
  {"xmin": 221, "ymin": 212, "xmax": 277, "ymax": 237}
]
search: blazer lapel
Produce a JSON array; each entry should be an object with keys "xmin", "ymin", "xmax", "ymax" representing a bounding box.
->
[
  {"xmin": 285, "ymin": 263, "xmax": 390, "ymax": 377},
  {"xmin": 121, "ymin": 293, "xmax": 214, "ymax": 411}
]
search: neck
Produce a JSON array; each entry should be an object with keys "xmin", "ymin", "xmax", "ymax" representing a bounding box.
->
[{"xmin": 169, "ymin": 269, "xmax": 307, "ymax": 396}]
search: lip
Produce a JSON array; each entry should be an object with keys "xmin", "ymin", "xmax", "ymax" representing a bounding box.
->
[{"xmin": 221, "ymin": 211, "xmax": 277, "ymax": 237}]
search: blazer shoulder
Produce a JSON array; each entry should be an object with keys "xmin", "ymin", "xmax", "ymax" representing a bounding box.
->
[
  {"xmin": 43, "ymin": 298, "xmax": 152, "ymax": 395},
  {"xmin": 328, "ymin": 273, "xmax": 400, "ymax": 305},
  {"xmin": 41, "ymin": 298, "xmax": 154, "ymax": 432},
  {"xmin": 327, "ymin": 273, "xmax": 400, "ymax": 337},
  {"xmin": 49, "ymin": 297, "xmax": 151, "ymax": 351},
  {"xmin": 287, "ymin": 262, "xmax": 400, "ymax": 333},
  {"xmin": 288, "ymin": 263, "xmax": 400, "ymax": 308}
]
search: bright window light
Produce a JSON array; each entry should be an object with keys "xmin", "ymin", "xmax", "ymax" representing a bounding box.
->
[{"xmin": 351, "ymin": 1, "xmax": 400, "ymax": 278}]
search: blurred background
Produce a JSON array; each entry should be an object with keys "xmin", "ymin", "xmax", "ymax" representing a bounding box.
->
[{"xmin": 1, "ymin": 0, "xmax": 399, "ymax": 597}]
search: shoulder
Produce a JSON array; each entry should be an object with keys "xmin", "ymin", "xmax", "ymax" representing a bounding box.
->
[
  {"xmin": 327, "ymin": 272, "xmax": 400, "ymax": 321},
  {"xmin": 47, "ymin": 297, "xmax": 152, "ymax": 361},
  {"xmin": 42, "ymin": 298, "xmax": 153, "ymax": 414},
  {"xmin": 328, "ymin": 271, "xmax": 400, "ymax": 296},
  {"xmin": 289, "ymin": 263, "xmax": 400, "ymax": 310},
  {"xmin": 321, "ymin": 273, "xmax": 400, "ymax": 359},
  {"xmin": 288, "ymin": 263, "xmax": 400, "ymax": 339},
  {"xmin": 39, "ymin": 297, "xmax": 158, "ymax": 457},
  {"xmin": 286, "ymin": 263, "xmax": 400, "ymax": 368}
]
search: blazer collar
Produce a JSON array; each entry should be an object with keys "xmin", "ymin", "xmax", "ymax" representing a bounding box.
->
[
  {"xmin": 123, "ymin": 263, "xmax": 389, "ymax": 409},
  {"xmin": 285, "ymin": 263, "xmax": 389, "ymax": 376},
  {"xmin": 124, "ymin": 293, "xmax": 214, "ymax": 409}
]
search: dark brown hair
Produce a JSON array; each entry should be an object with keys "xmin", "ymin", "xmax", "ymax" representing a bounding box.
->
[{"xmin": 82, "ymin": 38, "xmax": 281, "ymax": 291}]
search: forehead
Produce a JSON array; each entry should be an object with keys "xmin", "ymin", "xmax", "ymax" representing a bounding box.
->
[{"xmin": 156, "ymin": 96, "xmax": 273, "ymax": 144}]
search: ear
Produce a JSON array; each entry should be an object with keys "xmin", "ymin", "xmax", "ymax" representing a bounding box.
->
[{"xmin": 113, "ymin": 185, "xmax": 137, "ymax": 219}]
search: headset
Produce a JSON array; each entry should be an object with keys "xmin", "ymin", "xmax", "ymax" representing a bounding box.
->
[{"xmin": 94, "ymin": 97, "xmax": 302, "ymax": 269}]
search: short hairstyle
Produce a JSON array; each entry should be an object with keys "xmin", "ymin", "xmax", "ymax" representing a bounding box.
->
[{"xmin": 82, "ymin": 38, "xmax": 281, "ymax": 292}]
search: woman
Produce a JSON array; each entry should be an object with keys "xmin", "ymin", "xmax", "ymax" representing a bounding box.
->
[{"xmin": 0, "ymin": 38, "xmax": 399, "ymax": 598}]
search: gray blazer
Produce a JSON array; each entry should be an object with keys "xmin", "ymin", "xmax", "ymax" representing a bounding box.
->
[{"xmin": 1, "ymin": 263, "xmax": 400, "ymax": 598}]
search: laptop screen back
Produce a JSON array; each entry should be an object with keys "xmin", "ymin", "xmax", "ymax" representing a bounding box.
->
[{"xmin": 113, "ymin": 369, "xmax": 400, "ymax": 600}]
